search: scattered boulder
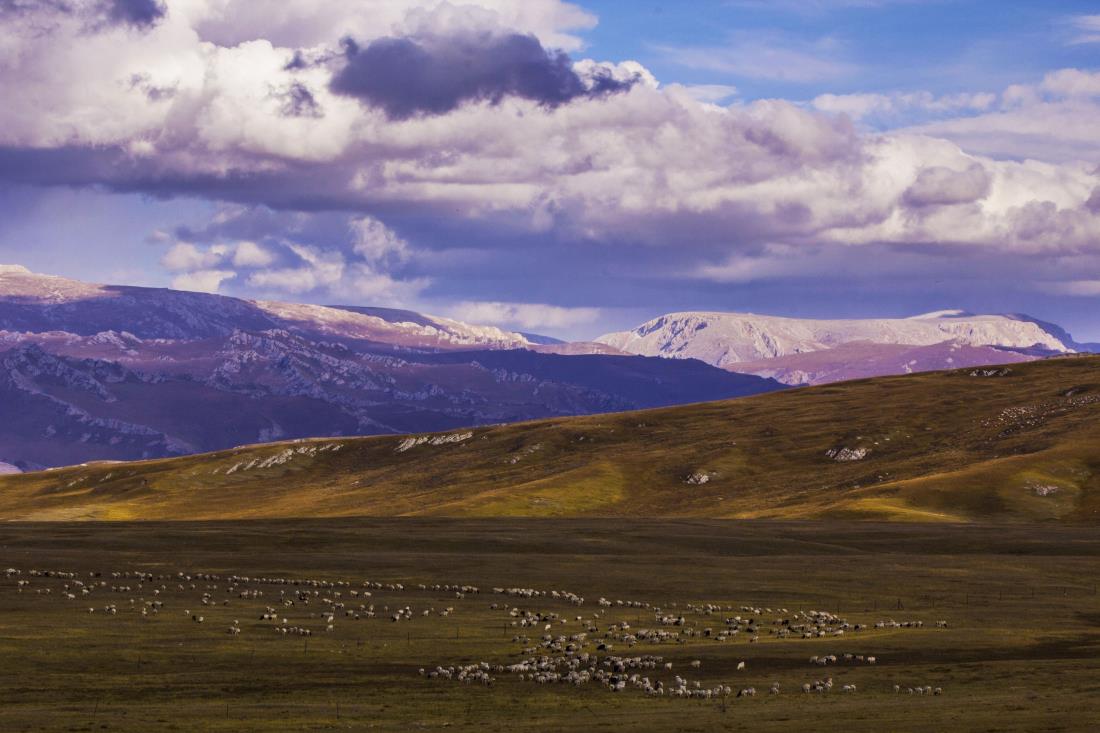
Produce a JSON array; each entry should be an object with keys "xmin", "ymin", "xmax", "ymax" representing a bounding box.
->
[
  {"xmin": 1030, "ymin": 483, "xmax": 1060, "ymax": 497},
  {"xmin": 684, "ymin": 471, "xmax": 712, "ymax": 485},
  {"xmin": 826, "ymin": 447, "xmax": 869, "ymax": 462},
  {"xmin": 969, "ymin": 368, "xmax": 1012, "ymax": 377},
  {"xmin": 396, "ymin": 431, "xmax": 474, "ymax": 453}
]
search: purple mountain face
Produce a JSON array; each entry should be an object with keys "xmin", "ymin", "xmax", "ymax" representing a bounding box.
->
[{"xmin": 0, "ymin": 267, "xmax": 783, "ymax": 469}]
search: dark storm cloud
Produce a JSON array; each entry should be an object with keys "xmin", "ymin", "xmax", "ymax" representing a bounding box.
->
[
  {"xmin": 0, "ymin": 0, "xmax": 68, "ymax": 15},
  {"xmin": 171, "ymin": 206, "xmax": 355, "ymax": 250},
  {"xmin": 330, "ymin": 32, "xmax": 636, "ymax": 120},
  {"xmin": 0, "ymin": 145, "xmax": 364, "ymax": 213},
  {"xmin": 105, "ymin": 0, "xmax": 165, "ymax": 28},
  {"xmin": 0, "ymin": 0, "xmax": 164, "ymax": 28}
]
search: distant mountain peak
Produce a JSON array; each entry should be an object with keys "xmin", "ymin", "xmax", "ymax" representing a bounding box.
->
[
  {"xmin": 0, "ymin": 267, "xmax": 783, "ymax": 469},
  {"xmin": 596, "ymin": 309, "xmax": 1075, "ymax": 375}
]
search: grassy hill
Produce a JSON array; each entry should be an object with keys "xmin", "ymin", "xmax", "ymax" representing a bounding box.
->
[{"xmin": 2, "ymin": 355, "xmax": 1099, "ymax": 522}]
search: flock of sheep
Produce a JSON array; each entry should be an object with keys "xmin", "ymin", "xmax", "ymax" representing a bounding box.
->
[{"xmin": 3, "ymin": 566, "xmax": 947, "ymax": 705}]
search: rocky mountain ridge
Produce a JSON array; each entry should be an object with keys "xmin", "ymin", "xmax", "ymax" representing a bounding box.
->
[
  {"xmin": 0, "ymin": 267, "xmax": 782, "ymax": 469},
  {"xmin": 597, "ymin": 309, "xmax": 1090, "ymax": 384}
]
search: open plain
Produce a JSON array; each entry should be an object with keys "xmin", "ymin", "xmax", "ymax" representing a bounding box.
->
[{"xmin": 2, "ymin": 519, "xmax": 1099, "ymax": 732}]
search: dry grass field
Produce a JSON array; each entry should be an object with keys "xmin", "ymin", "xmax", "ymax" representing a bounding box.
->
[
  {"xmin": 3, "ymin": 358, "xmax": 1100, "ymax": 730},
  {"xmin": 1, "ymin": 519, "xmax": 1099, "ymax": 732}
]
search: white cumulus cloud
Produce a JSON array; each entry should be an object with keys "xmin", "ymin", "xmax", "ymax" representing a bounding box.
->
[{"xmin": 447, "ymin": 301, "xmax": 600, "ymax": 331}]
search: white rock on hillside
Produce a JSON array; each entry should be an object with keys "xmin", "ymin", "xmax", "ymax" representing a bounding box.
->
[{"xmin": 826, "ymin": 447, "xmax": 869, "ymax": 462}]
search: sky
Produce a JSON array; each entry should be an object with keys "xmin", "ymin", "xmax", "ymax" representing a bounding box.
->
[{"xmin": 0, "ymin": 0, "xmax": 1099, "ymax": 341}]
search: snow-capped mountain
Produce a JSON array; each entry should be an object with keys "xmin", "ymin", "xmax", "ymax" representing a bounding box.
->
[
  {"xmin": 0, "ymin": 266, "xmax": 782, "ymax": 469},
  {"xmin": 596, "ymin": 310, "xmax": 1083, "ymax": 385},
  {"xmin": 0, "ymin": 264, "xmax": 528, "ymax": 349}
]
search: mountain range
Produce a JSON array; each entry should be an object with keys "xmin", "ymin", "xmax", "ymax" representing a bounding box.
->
[
  {"xmin": 597, "ymin": 310, "xmax": 1097, "ymax": 385},
  {"xmin": 3, "ymin": 264, "xmax": 1097, "ymax": 472},
  {"xmin": 0, "ymin": 266, "xmax": 781, "ymax": 470}
]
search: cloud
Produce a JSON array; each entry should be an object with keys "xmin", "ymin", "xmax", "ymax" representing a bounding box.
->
[
  {"xmin": 1043, "ymin": 280, "xmax": 1100, "ymax": 297},
  {"xmin": 446, "ymin": 301, "xmax": 600, "ymax": 330},
  {"xmin": 350, "ymin": 216, "xmax": 410, "ymax": 264},
  {"xmin": 694, "ymin": 247, "xmax": 813, "ymax": 283},
  {"xmin": 159, "ymin": 207, "xmax": 429, "ymax": 305},
  {"xmin": 674, "ymin": 84, "xmax": 739, "ymax": 104},
  {"xmin": 1087, "ymin": 186, "xmax": 1100, "ymax": 213},
  {"xmin": 171, "ymin": 269, "xmax": 236, "ymax": 293},
  {"xmin": 330, "ymin": 31, "xmax": 636, "ymax": 119},
  {"xmin": 0, "ymin": 0, "xmax": 1097, "ymax": 286},
  {"xmin": 1066, "ymin": 14, "xmax": 1100, "ymax": 45},
  {"xmin": 902, "ymin": 163, "xmax": 991, "ymax": 208},
  {"xmin": 656, "ymin": 32, "xmax": 858, "ymax": 83},
  {"xmin": 106, "ymin": 0, "xmax": 165, "ymax": 28},
  {"xmin": 812, "ymin": 90, "xmax": 997, "ymax": 124},
  {"xmin": 232, "ymin": 240, "xmax": 275, "ymax": 268},
  {"xmin": 893, "ymin": 69, "xmax": 1100, "ymax": 165},
  {"xmin": 162, "ymin": 242, "xmax": 230, "ymax": 272},
  {"xmin": 1040, "ymin": 68, "xmax": 1100, "ymax": 98},
  {"xmin": 275, "ymin": 81, "xmax": 324, "ymax": 118},
  {"xmin": 191, "ymin": 0, "xmax": 597, "ymax": 53}
]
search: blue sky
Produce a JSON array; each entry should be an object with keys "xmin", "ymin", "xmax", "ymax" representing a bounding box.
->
[
  {"xmin": 0, "ymin": 0, "xmax": 1098, "ymax": 340},
  {"xmin": 586, "ymin": 1, "xmax": 1093, "ymax": 91}
]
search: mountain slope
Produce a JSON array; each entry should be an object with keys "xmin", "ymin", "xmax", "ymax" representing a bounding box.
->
[
  {"xmin": 2, "ymin": 355, "xmax": 1097, "ymax": 522},
  {"xmin": 0, "ymin": 266, "xmax": 783, "ymax": 469},
  {"xmin": 728, "ymin": 340, "xmax": 1037, "ymax": 386},
  {"xmin": 0, "ymin": 265, "xmax": 528, "ymax": 350},
  {"xmin": 596, "ymin": 309, "xmax": 1079, "ymax": 384}
]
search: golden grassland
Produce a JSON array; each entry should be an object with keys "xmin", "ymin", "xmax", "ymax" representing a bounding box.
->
[{"xmin": 2, "ymin": 355, "xmax": 1099, "ymax": 522}]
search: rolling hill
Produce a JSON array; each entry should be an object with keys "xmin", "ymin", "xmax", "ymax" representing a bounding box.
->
[{"xmin": 1, "ymin": 355, "xmax": 1098, "ymax": 522}]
